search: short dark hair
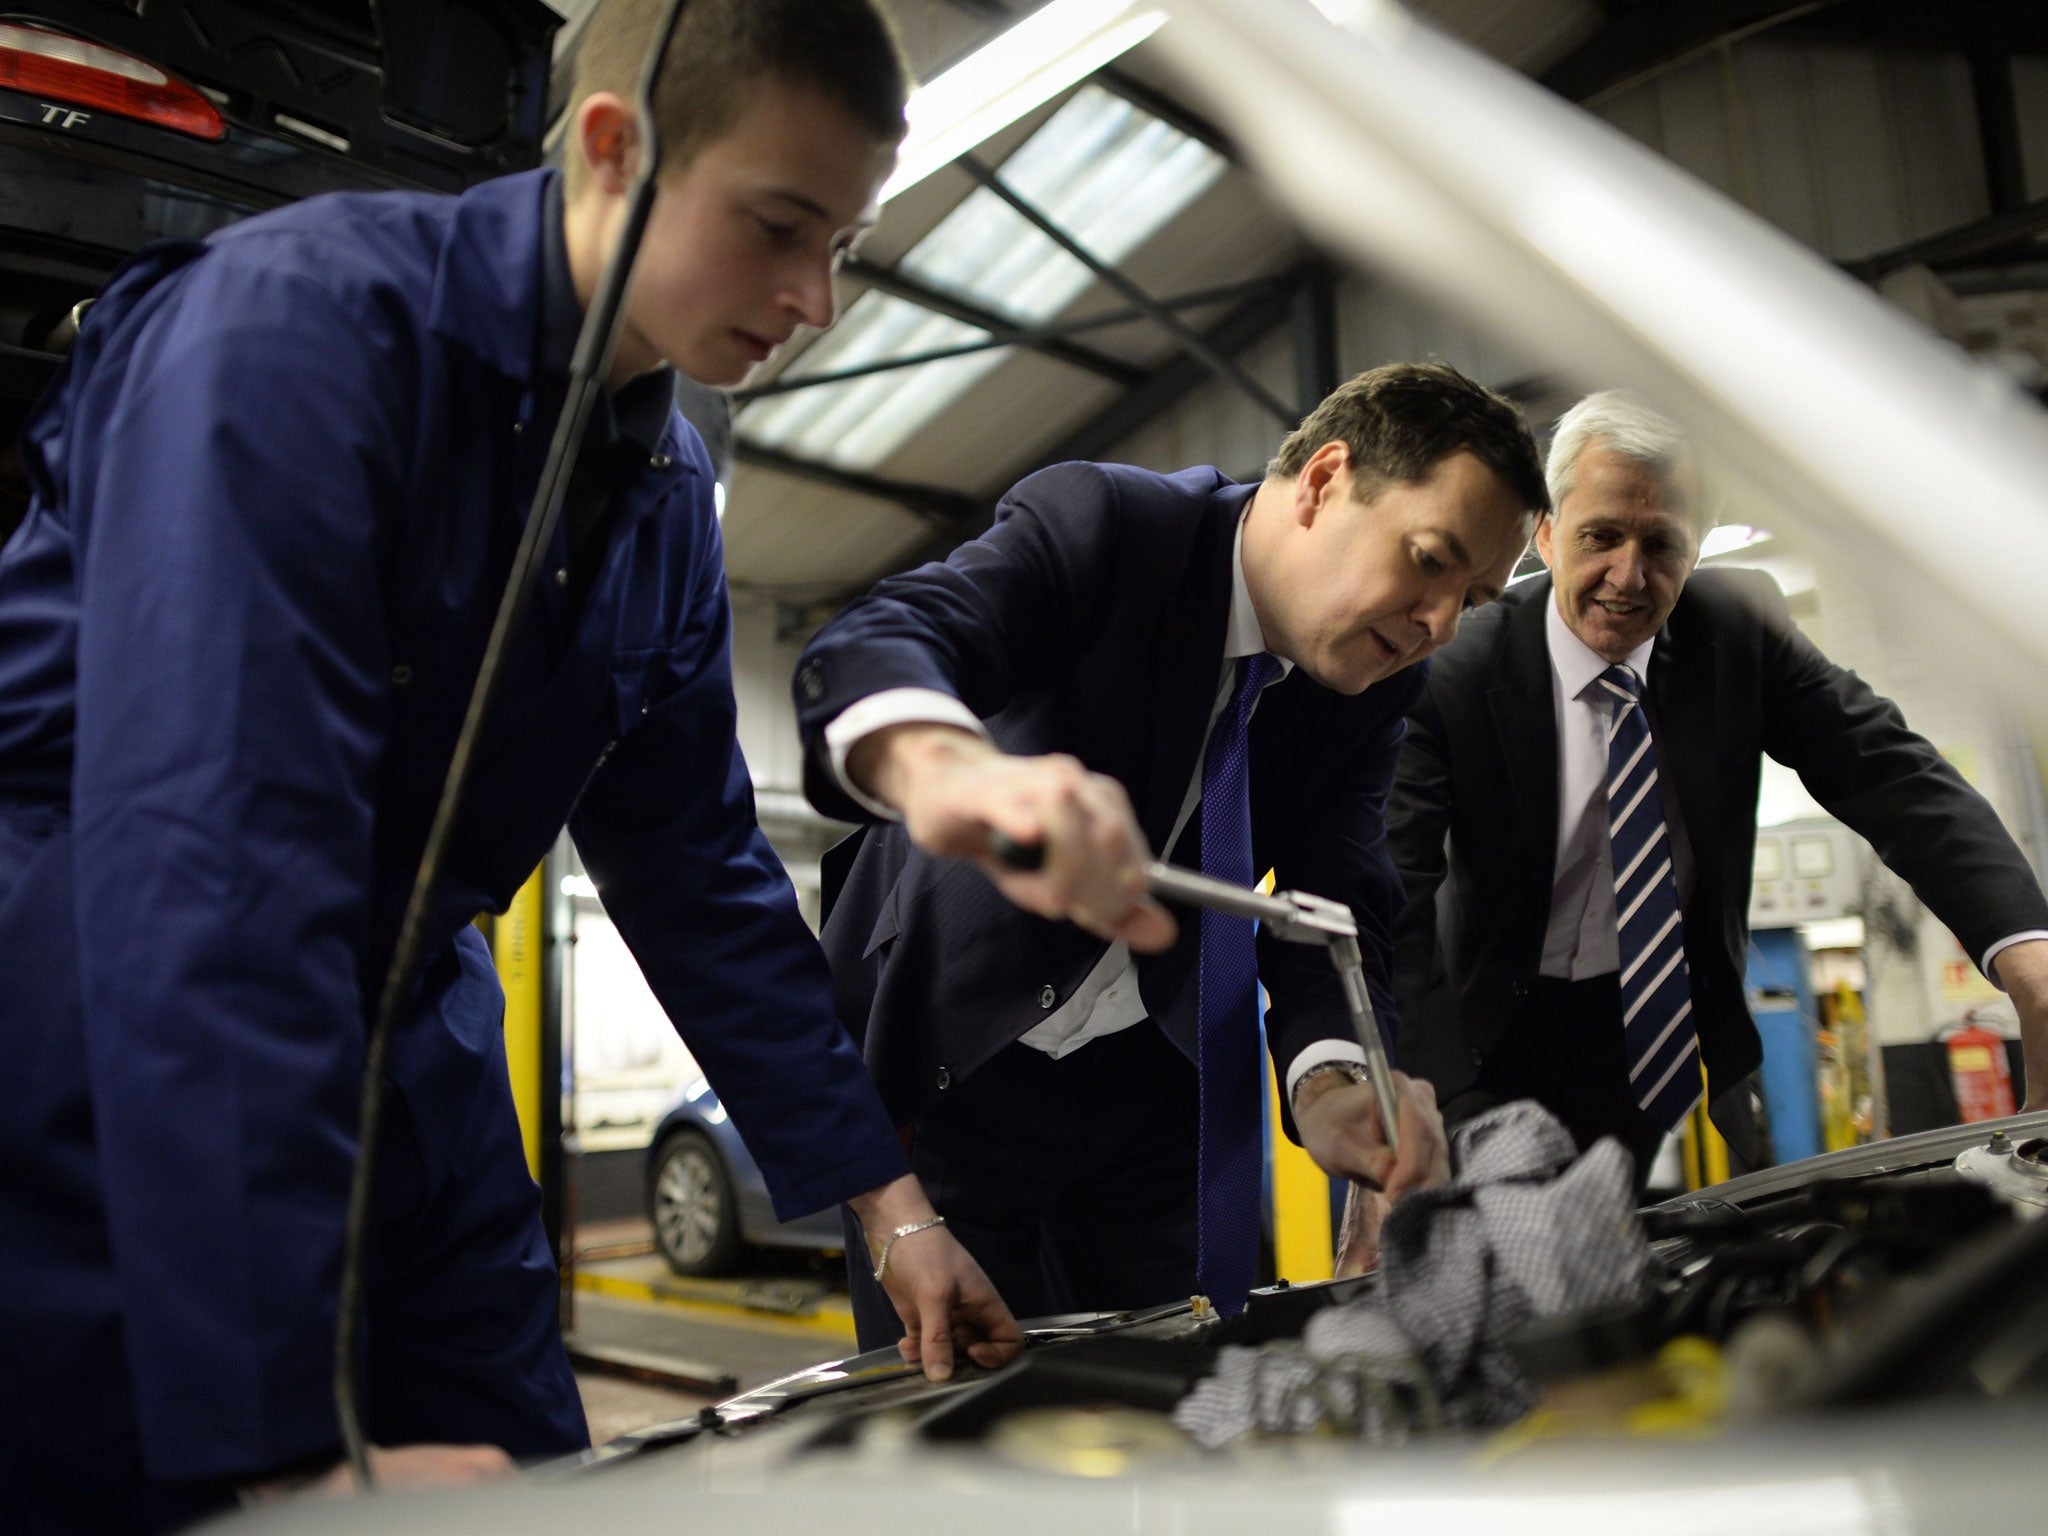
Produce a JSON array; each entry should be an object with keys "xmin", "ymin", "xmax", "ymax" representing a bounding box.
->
[
  {"xmin": 568, "ymin": 0, "xmax": 911, "ymax": 187},
  {"xmin": 1267, "ymin": 362, "xmax": 1549, "ymax": 514}
]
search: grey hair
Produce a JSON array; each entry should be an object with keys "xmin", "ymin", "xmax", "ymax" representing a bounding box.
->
[{"xmin": 1545, "ymin": 391, "xmax": 1712, "ymax": 536}]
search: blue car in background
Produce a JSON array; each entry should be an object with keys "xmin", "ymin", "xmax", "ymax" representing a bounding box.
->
[{"xmin": 643, "ymin": 1077, "xmax": 843, "ymax": 1276}]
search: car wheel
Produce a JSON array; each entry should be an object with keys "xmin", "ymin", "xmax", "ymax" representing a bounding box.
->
[{"xmin": 649, "ymin": 1130, "xmax": 741, "ymax": 1277}]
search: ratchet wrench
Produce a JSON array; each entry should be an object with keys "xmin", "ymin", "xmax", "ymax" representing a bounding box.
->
[{"xmin": 989, "ymin": 834, "xmax": 1401, "ymax": 1157}]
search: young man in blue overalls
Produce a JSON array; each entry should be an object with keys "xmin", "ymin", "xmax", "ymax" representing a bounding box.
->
[{"xmin": 0, "ymin": 1, "xmax": 1018, "ymax": 1524}]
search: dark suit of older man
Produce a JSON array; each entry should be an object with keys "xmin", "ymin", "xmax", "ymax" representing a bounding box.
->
[{"xmin": 1389, "ymin": 567, "xmax": 2048, "ymax": 1170}]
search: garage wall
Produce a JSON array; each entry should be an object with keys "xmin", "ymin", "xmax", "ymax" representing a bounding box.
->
[
  {"xmin": 1592, "ymin": 40, "xmax": 1990, "ymax": 263},
  {"xmin": 728, "ymin": 591, "xmax": 808, "ymax": 799},
  {"xmin": 2017, "ymin": 55, "xmax": 2048, "ymax": 201}
]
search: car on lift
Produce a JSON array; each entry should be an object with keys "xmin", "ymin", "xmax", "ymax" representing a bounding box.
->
[
  {"xmin": 0, "ymin": 0, "xmax": 559, "ymax": 544},
  {"xmin": 643, "ymin": 1076, "xmax": 844, "ymax": 1277}
]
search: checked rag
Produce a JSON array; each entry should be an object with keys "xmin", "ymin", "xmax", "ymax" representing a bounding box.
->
[{"xmin": 1174, "ymin": 1103, "xmax": 1657, "ymax": 1446}]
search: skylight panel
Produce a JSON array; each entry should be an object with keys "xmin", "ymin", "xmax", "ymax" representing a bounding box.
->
[
  {"xmin": 734, "ymin": 293, "xmax": 990, "ymax": 465},
  {"xmin": 902, "ymin": 85, "xmax": 1226, "ymax": 324},
  {"xmin": 738, "ymin": 84, "xmax": 1228, "ymax": 473}
]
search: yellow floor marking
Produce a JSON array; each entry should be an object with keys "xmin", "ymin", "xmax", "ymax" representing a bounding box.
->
[{"xmin": 572, "ymin": 1270, "xmax": 859, "ymax": 1343}]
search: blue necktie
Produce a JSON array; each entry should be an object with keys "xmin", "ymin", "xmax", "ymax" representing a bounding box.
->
[
  {"xmin": 1600, "ymin": 665, "xmax": 1703, "ymax": 1130},
  {"xmin": 1196, "ymin": 652, "xmax": 1281, "ymax": 1316}
]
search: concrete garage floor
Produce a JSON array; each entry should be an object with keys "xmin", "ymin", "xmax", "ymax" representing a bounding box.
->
[{"xmin": 561, "ymin": 1167, "xmax": 859, "ymax": 1446}]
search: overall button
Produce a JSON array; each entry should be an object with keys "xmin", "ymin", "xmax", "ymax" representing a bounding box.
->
[
  {"xmin": 650, "ymin": 452, "xmax": 673, "ymax": 470},
  {"xmin": 796, "ymin": 660, "xmax": 824, "ymax": 703},
  {"xmin": 1037, "ymin": 984, "xmax": 1056, "ymax": 1009},
  {"xmin": 390, "ymin": 663, "xmax": 413, "ymax": 686},
  {"xmin": 1510, "ymin": 980, "xmax": 1531, "ymax": 999},
  {"xmin": 935, "ymin": 1066, "xmax": 952, "ymax": 1091},
  {"xmin": 554, "ymin": 567, "xmax": 569, "ymax": 588}
]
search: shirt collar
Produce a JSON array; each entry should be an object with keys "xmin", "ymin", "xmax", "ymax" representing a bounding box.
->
[
  {"xmin": 1228, "ymin": 505, "xmax": 1293, "ymax": 677},
  {"xmin": 1545, "ymin": 581, "xmax": 1655, "ymax": 698}
]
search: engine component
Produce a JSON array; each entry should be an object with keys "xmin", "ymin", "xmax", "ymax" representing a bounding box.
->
[{"xmin": 1952, "ymin": 1128, "xmax": 2048, "ymax": 1212}]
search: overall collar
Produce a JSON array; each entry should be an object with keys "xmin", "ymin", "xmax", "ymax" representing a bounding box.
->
[
  {"xmin": 429, "ymin": 166, "xmax": 675, "ymax": 452},
  {"xmin": 427, "ymin": 167, "xmax": 552, "ymax": 383}
]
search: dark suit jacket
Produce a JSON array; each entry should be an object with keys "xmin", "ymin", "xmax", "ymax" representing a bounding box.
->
[
  {"xmin": 1389, "ymin": 567, "xmax": 2048, "ymax": 1129},
  {"xmin": 795, "ymin": 461, "xmax": 1423, "ymax": 1136}
]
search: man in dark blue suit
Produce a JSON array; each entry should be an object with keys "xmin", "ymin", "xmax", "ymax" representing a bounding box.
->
[{"xmin": 794, "ymin": 364, "xmax": 1549, "ymax": 1344}]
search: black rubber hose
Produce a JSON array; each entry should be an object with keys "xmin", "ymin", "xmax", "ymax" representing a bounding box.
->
[{"xmin": 331, "ymin": 0, "xmax": 693, "ymax": 1486}]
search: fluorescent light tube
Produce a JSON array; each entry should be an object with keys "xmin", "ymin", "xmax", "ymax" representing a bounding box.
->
[{"xmin": 881, "ymin": 0, "xmax": 1169, "ymax": 203}]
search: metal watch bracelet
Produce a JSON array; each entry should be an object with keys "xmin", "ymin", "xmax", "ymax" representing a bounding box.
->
[{"xmin": 1290, "ymin": 1058, "xmax": 1371, "ymax": 1116}]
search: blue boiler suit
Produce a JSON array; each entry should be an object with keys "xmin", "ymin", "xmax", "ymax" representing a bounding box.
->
[{"xmin": 0, "ymin": 168, "xmax": 906, "ymax": 1527}]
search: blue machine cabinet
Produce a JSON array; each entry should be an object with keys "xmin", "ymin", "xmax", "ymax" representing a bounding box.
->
[{"xmin": 1745, "ymin": 925, "xmax": 1824, "ymax": 1164}]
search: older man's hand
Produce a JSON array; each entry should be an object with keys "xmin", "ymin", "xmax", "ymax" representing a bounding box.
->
[
  {"xmin": 1991, "ymin": 938, "xmax": 2048, "ymax": 1112},
  {"xmin": 1296, "ymin": 1068, "xmax": 1450, "ymax": 1199},
  {"xmin": 1295, "ymin": 1069, "xmax": 1451, "ymax": 1275}
]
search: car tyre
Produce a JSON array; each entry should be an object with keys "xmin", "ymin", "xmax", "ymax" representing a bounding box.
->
[{"xmin": 649, "ymin": 1129, "xmax": 741, "ymax": 1277}]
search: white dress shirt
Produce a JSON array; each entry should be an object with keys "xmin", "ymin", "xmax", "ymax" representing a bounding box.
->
[
  {"xmin": 1539, "ymin": 598, "xmax": 1657, "ymax": 979},
  {"xmin": 1536, "ymin": 592, "xmax": 2046, "ymax": 984},
  {"xmin": 823, "ymin": 512, "xmax": 1357, "ymax": 1100}
]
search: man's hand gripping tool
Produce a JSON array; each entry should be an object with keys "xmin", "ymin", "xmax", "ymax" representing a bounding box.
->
[{"xmin": 988, "ymin": 833, "xmax": 1400, "ymax": 1157}]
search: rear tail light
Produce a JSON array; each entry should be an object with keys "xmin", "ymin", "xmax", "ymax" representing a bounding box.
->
[{"xmin": 0, "ymin": 22, "xmax": 225, "ymax": 141}]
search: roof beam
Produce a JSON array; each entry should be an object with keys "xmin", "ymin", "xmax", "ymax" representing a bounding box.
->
[
  {"xmin": 1096, "ymin": 64, "xmax": 1238, "ymax": 162},
  {"xmin": 1029, "ymin": 266, "xmax": 1308, "ymax": 472},
  {"xmin": 1843, "ymin": 194, "xmax": 2048, "ymax": 282},
  {"xmin": 733, "ymin": 441, "xmax": 987, "ymax": 533},
  {"xmin": 733, "ymin": 277, "xmax": 1282, "ymax": 402},
  {"xmin": 1290, "ymin": 259, "xmax": 1340, "ymax": 417},
  {"xmin": 1778, "ymin": 1, "xmax": 2048, "ymax": 54},
  {"xmin": 1545, "ymin": 0, "xmax": 2048, "ymax": 105},
  {"xmin": 1540, "ymin": 2, "xmax": 1834, "ymax": 104},
  {"xmin": 807, "ymin": 268, "xmax": 1307, "ymax": 593},
  {"xmin": 958, "ymin": 154, "xmax": 1297, "ymax": 425},
  {"xmin": 1971, "ymin": 49, "xmax": 2028, "ymax": 217},
  {"xmin": 839, "ymin": 256, "xmax": 1143, "ymax": 388}
]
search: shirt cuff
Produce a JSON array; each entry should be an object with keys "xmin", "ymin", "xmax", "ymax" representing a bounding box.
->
[
  {"xmin": 1284, "ymin": 1040, "xmax": 1369, "ymax": 1104},
  {"xmin": 822, "ymin": 688, "xmax": 989, "ymax": 821},
  {"xmin": 1981, "ymin": 931, "xmax": 2048, "ymax": 988}
]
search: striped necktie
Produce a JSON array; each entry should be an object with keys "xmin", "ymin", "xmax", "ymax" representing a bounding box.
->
[
  {"xmin": 1600, "ymin": 664, "xmax": 1704, "ymax": 1130},
  {"xmin": 1195, "ymin": 652, "xmax": 1281, "ymax": 1317}
]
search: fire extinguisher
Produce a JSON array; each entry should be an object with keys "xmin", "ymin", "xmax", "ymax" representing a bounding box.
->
[{"xmin": 1944, "ymin": 1017, "xmax": 2017, "ymax": 1123}]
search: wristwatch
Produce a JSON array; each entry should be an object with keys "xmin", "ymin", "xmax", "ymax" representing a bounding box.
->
[{"xmin": 1290, "ymin": 1058, "xmax": 1371, "ymax": 1115}]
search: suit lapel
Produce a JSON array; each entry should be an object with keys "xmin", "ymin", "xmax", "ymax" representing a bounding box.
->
[
  {"xmin": 1487, "ymin": 583, "xmax": 1561, "ymax": 883},
  {"xmin": 1140, "ymin": 483, "xmax": 1243, "ymax": 853}
]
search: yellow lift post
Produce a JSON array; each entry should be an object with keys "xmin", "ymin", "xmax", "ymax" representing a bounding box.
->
[{"xmin": 494, "ymin": 868, "xmax": 546, "ymax": 1182}]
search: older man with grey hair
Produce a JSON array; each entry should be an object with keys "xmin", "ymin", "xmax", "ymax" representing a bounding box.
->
[{"xmin": 1385, "ymin": 390, "xmax": 2048, "ymax": 1182}]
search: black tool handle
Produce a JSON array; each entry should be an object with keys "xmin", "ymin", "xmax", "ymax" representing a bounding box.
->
[{"xmin": 987, "ymin": 829, "xmax": 1046, "ymax": 871}]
